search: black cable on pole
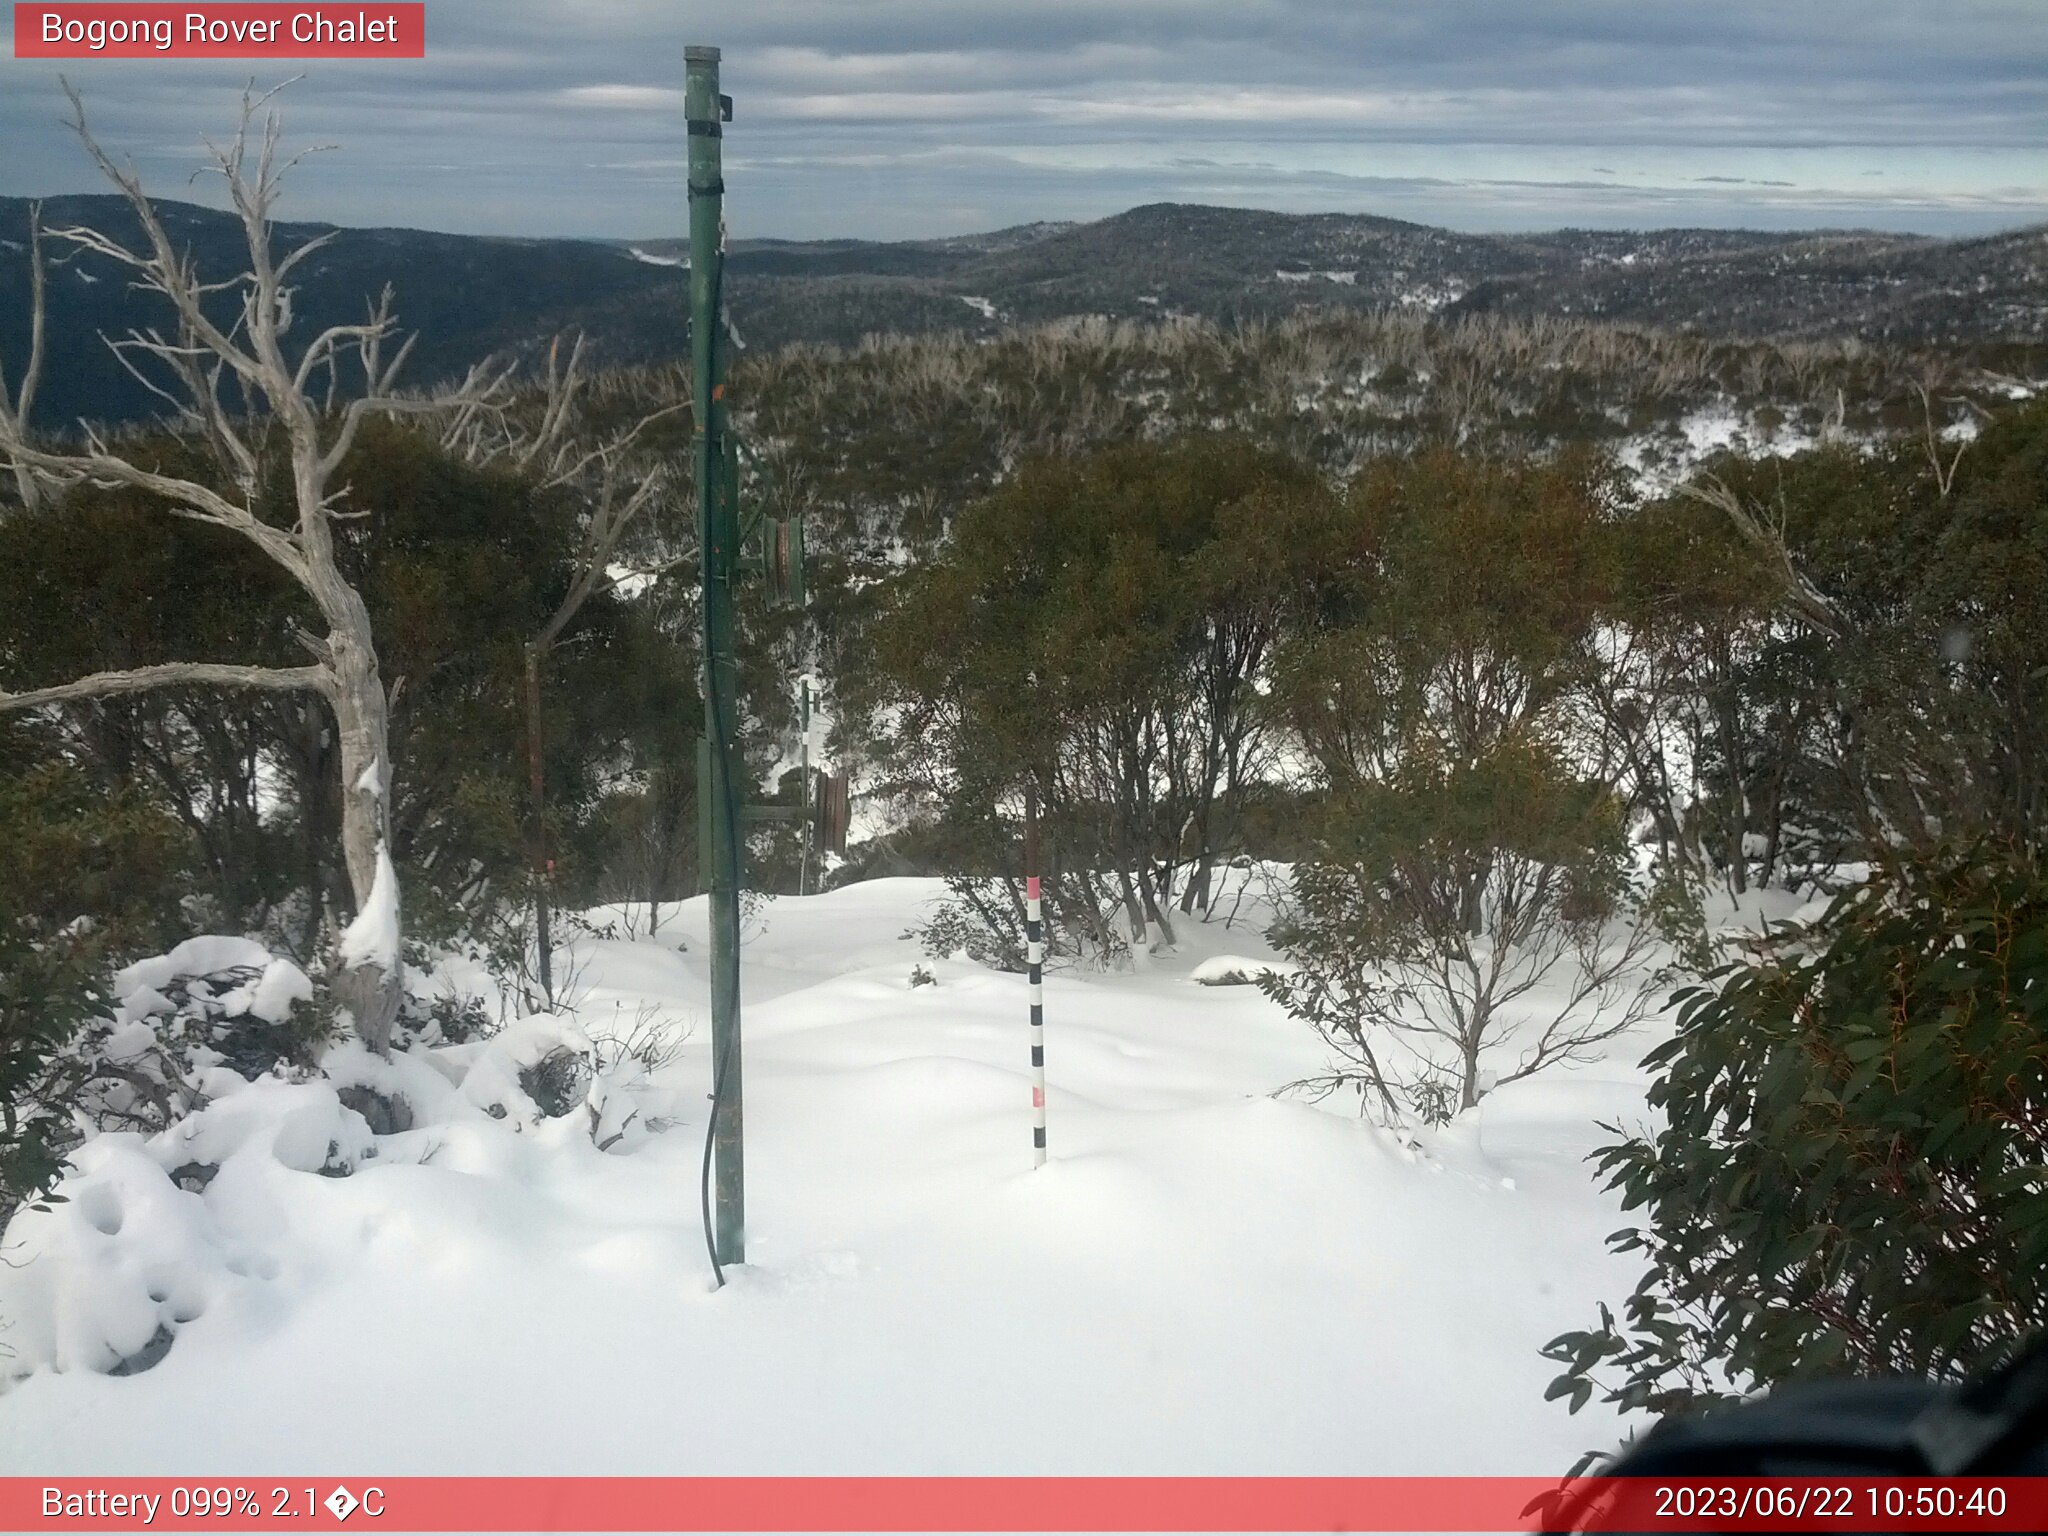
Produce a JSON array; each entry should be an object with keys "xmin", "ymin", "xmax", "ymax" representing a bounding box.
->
[
  {"xmin": 700, "ymin": 956, "xmax": 737, "ymax": 1290},
  {"xmin": 699, "ymin": 677, "xmax": 742, "ymax": 1290}
]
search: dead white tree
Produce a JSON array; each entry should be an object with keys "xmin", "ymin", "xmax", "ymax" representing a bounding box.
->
[
  {"xmin": 0, "ymin": 200, "xmax": 47, "ymax": 511},
  {"xmin": 1677, "ymin": 473, "xmax": 1844, "ymax": 640},
  {"xmin": 443, "ymin": 332, "xmax": 687, "ymax": 1004},
  {"xmin": 0, "ymin": 82, "xmax": 506, "ymax": 1053},
  {"xmin": 1913, "ymin": 380, "xmax": 1975, "ymax": 500}
]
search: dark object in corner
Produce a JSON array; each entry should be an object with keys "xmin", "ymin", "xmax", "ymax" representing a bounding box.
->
[
  {"xmin": 1603, "ymin": 1336, "xmax": 2048, "ymax": 1476},
  {"xmin": 1545, "ymin": 1337, "xmax": 2048, "ymax": 1532}
]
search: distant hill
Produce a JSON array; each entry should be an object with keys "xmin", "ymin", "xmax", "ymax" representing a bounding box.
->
[
  {"xmin": 1460, "ymin": 225, "xmax": 2048, "ymax": 347},
  {"xmin": 2, "ymin": 195, "xmax": 2040, "ymax": 430},
  {"xmin": 0, "ymin": 194, "xmax": 683, "ymax": 432}
]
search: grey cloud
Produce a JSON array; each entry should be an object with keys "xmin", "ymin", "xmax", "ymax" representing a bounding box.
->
[{"xmin": 0, "ymin": 0, "xmax": 2041, "ymax": 238}]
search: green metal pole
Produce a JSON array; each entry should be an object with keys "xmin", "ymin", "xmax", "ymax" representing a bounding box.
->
[{"xmin": 687, "ymin": 42, "xmax": 744, "ymax": 1267}]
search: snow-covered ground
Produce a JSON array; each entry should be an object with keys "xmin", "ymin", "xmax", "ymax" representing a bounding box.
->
[{"xmin": 0, "ymin": 877, "xmax": 1662, "ymax": 1475}]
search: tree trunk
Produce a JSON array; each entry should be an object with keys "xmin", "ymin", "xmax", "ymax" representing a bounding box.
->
[
  {"xmin": 1461, "ymin": 863, "xmax": 1489, "ymax": 938},
  {"xmin": 1460, "ymin": 1030, "xmax": 1485, "ymax": 1112},
  {"xmin": 295, "ymin": 699, "xmax": 340, "ymax": 959},
  {"xmin": 1726, "ymin": 796, "xmax": 1749, "ymax": 895},
  {"xmin": 524, "ymin": 644, "xmax": 555, "ymax": 1006},
  {"xmin": 1115, "ymin": 865, "xmax": 1149, "ymax": 950},
  {"xmin": 324, "ymin": 602, "xmax": 401, "ymax": 1055},
  {"xmin": 1140, "ymin": 874, "xmax": 1176, "ymax": 949}
]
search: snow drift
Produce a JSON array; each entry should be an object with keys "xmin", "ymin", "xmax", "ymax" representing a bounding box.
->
[{"xmin": 0, "ymin": 878, "xmax": 1656, "ymax": 1475}]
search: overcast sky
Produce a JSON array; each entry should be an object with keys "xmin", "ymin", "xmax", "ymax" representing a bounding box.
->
[{"xmin": 2, "ymin": 1, "xmax": 2043, "ymax": 241}]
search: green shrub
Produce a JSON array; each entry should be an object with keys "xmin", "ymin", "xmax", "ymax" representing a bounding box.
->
[
  {"xmin": 0, "ymin": 727, "xmax": 189, "ymax": 1221},
  {"xmin": 0, "ymin": 930, "xmax": 105, "ymax": 1221},
  {"xmin": 1544, "ymin": 846, "xmax": 2048, "ymax": 1423}
]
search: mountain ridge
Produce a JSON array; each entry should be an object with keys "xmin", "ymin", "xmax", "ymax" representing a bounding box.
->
[{"xmin": 2, "ymin": 195, "xmax": 2040, "ymax": 429}]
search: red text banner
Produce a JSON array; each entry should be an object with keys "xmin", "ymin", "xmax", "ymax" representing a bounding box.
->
[
  {"xmin": 14, "ymin": 5, "xmax": 426, "ymax": 58},
  {"xmin": 5, "ymin": 1476, "xmax": 2048, "ymax": 1532}
]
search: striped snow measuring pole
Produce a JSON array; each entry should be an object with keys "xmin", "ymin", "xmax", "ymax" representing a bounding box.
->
[{"xmin": 1025, "ymin": 782, "xmax": 1047, "ymax": 1167}]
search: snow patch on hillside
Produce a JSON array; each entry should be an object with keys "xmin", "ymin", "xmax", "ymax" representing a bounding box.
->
[
  {"xmin": 1616, "ymin": 399, "xmax": 1830, "ymax": 493},
  {"xmin": 1397, "ymin": 281, "xmax": 1467, "ymax": 310}
]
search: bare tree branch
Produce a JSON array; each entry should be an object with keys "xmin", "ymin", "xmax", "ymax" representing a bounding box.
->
[
  {"xmin": 537, "ymin": 466, "xmax": 670, "ymax": 653},
  {"xmin": 1915, "ymin": 380, "xmax": 1970, "ymax": 499},
  {"xmin": 0, "ymin": 662, "xmax": 331, "ymax": 713},
  {"xmin": 0, "ymin": 200, "xmax": 47, "ymax": 510},
  {"xmin": 53, "ymin": 81, "xmax": 272, "ymax": 395},
  {"xmin": 1677, "ymin": 473, "xmax": 1844, "ymax": 640},
  {"xmin": 0, "ymin": 437, "xmax": 309, "ymax": 576}
]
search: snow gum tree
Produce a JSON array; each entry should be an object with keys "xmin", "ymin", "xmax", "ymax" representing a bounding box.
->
[
  {"xmin": 1264, "ymin": 447, "xmax": 1656, "ymax": 1120},
  {"xmin": 1538, "ymin": 403, "xmax": 2048, "ymax": 1432},
  {"xmin": 1585, "ymin": 402, "xmax": 2048, "ymax": 912},
  {"xmin": 0, "ymin": 84, "xmax": 504, "ymax": 1054},
  {"xmin": 861, "ymin": 436, "xmax": 1338, "ymax": 961}
]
